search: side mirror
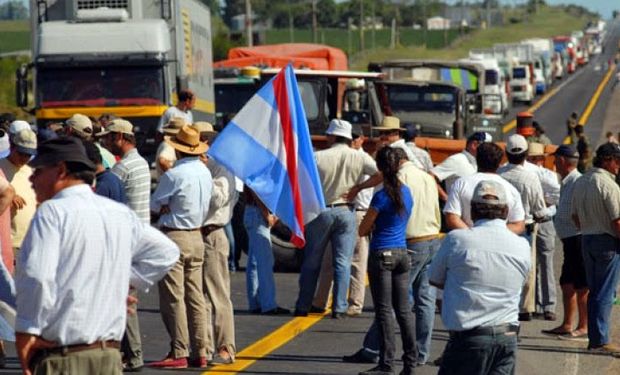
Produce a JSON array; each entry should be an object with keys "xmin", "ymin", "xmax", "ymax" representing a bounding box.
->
[{"xmin": 15, "ymin": 64, "xmax": 29, "ymax": 108}]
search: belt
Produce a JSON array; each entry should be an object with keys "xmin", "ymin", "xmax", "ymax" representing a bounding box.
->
[
  {"xmin": 355, "ymin": 208, "xmax": 368, "ymax": 212},
  {"xmin": 161, "ymin": 226, "xmax": 201, "ymax": 233},
  {"xmin": 449, "ymin": 324, "xmax": 519, "ymax": 339},
  {"xmin": 42, "ymin": 340, "xmax": 121, "ymax": 356},
  {"xmin": 326, "ymin": 203, "xmax": 354, "ymax": 209},
  {"xmin": 538, "ymin": 217, "xmax": 553, "ymax": 224},
  {"xmin": 202, "ymin": 224, "xmax": 224, "ymax": 237},
  {"xmin": 406, "ymin": 234, "xmax": 441, "ymax": 244}
]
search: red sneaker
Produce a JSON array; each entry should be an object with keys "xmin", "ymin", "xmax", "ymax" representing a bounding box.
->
[
  {"xmin": 148, "ymin": 356, "xmax": 188, "ymax": 369},
  {"xmin": 189, "ymin": 356, "xmax": 208, "ymax": 368}
]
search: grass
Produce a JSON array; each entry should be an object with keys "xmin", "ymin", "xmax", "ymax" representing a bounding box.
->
[{"xmin": 350, "ymin": 5, "xmax": 596, "ymax": 69}]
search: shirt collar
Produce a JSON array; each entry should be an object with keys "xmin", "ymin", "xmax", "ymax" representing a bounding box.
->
[
  {"xmin": 592, "ymin": 167, "xmax": 617, "ymax": 181},
  {"xmin": 473, "ymin": 218, "xmax": 507, "ymax": 227},
  {"xmin": 53, "ymin": 184, "xmax": 93, "ymax": 200},
  {"xmin": 329, "ymin": 143, "xmax": 350, "ymax": 150},
  {"xmin": 174, "ymin": 156, "xmax": 201, "ymax": 166},
  {"xmin": 463, "ymin": 150, "xmax": 476, "ymax": 165},
  {"xmin": 562, "ymin": 168, "xmax": 580, "ymax": 183}
]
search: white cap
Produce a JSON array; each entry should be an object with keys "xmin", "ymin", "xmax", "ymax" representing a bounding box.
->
[
  {"xmin": 506, "ymin": 134, "xmax": 528, "ymax": 155},
  {"xmin": 472, "ymin": 180, "xmax": 508, "ymax": 206},
  {"xmin": 326, "ymin": 119, "xmax": 352, "ymax": 140},
  {"xmin": 9, "ymin": 120, "xmax": 30, "ymax": 135}
]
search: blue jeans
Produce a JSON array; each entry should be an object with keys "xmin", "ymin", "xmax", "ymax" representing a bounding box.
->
[
  {"xmin": 296, "ymin": 207, "xmax": 357, "ymax": 313},
  {"xmin": 581, "ymin": 234, "xmax": 620, "ymax": 347},
  {"xmin": 244, "ymin": 205, "xmax": 277, "ymax": 312},
  {"xmin": 439, "ymin": 332, "xmax": 517, "ymax": 375},
  {"xmin": 362, "ymin": 238, "xmax": 440, "ymax": 364}
]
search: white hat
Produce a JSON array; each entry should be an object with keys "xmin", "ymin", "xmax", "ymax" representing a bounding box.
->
[
  {"xmin": 9, "ymin": 120, "xmax": 30, "ymax": 135},
  {"xmin": 12, "ymin": 128, "xmax": 37, "ymax": 155},
  {"xmin": 506, "ymin": 134, "xmax": 528, "ymax": 155},
  {"xmin": 65, "ymin": 113, "xmax": 93, "ymax": 139},
  {"xmin": 96, "ymin": 119, "xmax": 134, "ymax": 136},
  {"xmin": 326, "ymin": 119, "xmax": 352, "ymax": 140}
]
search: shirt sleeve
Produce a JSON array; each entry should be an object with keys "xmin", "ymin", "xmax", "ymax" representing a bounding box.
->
[
  {"xmin": 361, "ymin": 151, "xmax": 378, "ymax": 176},
  {"xmin": 431, "ymin": 155, "xmax": 459, "ymax": 182},
  {"xmin": 15, "ymin": 204, "xmax": 61, "ymax": 335},
  {"xmin": 443, "ymin": 177, "xmax": 463, "ymax": 216},
  {"xmin": 150, "ymin": 172, "xmax": 175, "ymax": 213},
  {"xmin": 529, "ymin": 178, "xmax": 548, "ymax": 221},
  {"xmin": 429, "ymin": 235, "xmax": 452, "ymax": 287},
  {"xmin": 370, "ymin": 189, "xmax": 389, "ymax": 213},
  {"xmin": 208, "ymin": 163, "xmax": 230, "ymax": 211},
  {"xmin": 507, "ymin": 184, "xmax": 526, "ymax": 223},
  {"xmin": 111, "ymin": 162, "xmax": 129, "ymax": 183},
  {"xmin": 129, "ymin": 218, "xmax": 180, "ymax": 292},
  {"xmin": 604, "ymin": 183, "xmax": 620, "ymax": 222},
  {"xmin": 157, "ymin": 109, "xmax": 170, "ymax": 133},
  {"xmin": 539, "ymin": 169, "xmax": 561, "ymax": 206}
]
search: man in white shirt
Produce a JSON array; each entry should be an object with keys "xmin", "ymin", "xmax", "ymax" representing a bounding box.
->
[
  {"xmin": 15, "ymin": 137, "xmax": 178, "ymax": 375},
  {"xmin": 372, "ymin": 116, "xmax": 421, "ymax": 169},
  {"xmin": 157, "ymin": 90, "xmax": 195, "ymax": 134}
]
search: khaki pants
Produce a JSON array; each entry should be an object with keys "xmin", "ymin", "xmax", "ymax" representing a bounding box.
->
[
  {"xmin": 203, "ymin": 228, "xmax": 236, "ymax": 358},
  {"xmin": 520, "ymin": 224, "xmax": 538, "ymax": 314},
  {"xmin": 159, "ymin": 230, "xmax": 208, "ymax": 358},
  {"xmin": 312, "ymin": 210, "xmax": 369, "ymax": 313},
  {"xmin": 31, "ymin": 347, "xmax": 122, "ymax": 375},
  {"xmin": 121, "ymin": 288, "xmax": 143, "ymax": 367}
]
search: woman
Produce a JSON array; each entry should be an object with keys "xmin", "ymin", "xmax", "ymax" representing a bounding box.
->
[{"xmin": 358, "ymin": 147, "xmax": 416, "ymax": 375}]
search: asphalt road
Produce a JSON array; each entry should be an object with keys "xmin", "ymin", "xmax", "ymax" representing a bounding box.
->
[{"xmin": 3, "ymin": 21, "xmax": 620, "ymax": 375}]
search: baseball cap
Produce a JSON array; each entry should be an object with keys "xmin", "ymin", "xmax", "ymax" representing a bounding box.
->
[
  {"xmin": 9, "ymin": 120, "xmax": 30, "ymax": 135},
  {"xmin": 552, "ymin": 145, "xmax": 579, "ymax": 159},
  {"xmin": 326, "ymin": 119, "xmax": 352, "ymax": 140},
  {"xmin": 12, "ymin": 128, "xmax": 37, "ymax": 156},
  {"xmin": 96, "ymin": 119, "xmax": 134, "ymax": 136},
  {"xmin": 527, "ymin": 142, "xmax": 545, "ymax": 157},
  {"xmin": 595, "ymin": 142, "xmax": 620, "ymax": 158},
  {"xmin": 467, "ymin": 131, "xmax": 493, "ymax": 143},
  {"xmin": 65, "ymin": 113, "xmax": 93, "ymax": 138},
  {"xmin": 506, "ymin": 134, "xmax": 528, "ymax": 155},
  {"xmin": 471, "ymin": 180, "xmax": 507, "ymax": 206}
]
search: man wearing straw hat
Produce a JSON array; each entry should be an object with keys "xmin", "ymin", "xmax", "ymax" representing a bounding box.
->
[
  {"xmin": 150, "ymin": 125, "xmax": 212, "ymax": 369},
  {"xmin": 372, "ymin": 116, "xmax": 420, "ymax": 167},
  {"xmin": 156, "ymin": 117, "xmax": 187, "ymax": 179}
]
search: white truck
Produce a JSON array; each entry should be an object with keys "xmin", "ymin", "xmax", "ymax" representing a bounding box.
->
[
  {"xmin": 494, "ymin": 43, "xmax": 536, "ymax": 105},
  {"xmin": 464, "ymin": 52, "xmax": 509, "ymax": 116},
  {"xmin": 17, "ymin": 0, "xmax": 214, "ymax": 156},
  {"xmin": 521, "ymin": 38, "xmax": 554, "ymax": 94}
]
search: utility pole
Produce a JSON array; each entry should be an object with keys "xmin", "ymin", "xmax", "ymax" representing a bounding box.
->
[
  {"xmin": 359, "ymin": 0, "xmax": 365, "ymax": 52},
  {"xmin": 245, "ymin": 0, "xmax": 253, "ymax": 46},
  {"xmin": 312, "ymin": 0, "xmax": 318, "ymax": 43}
]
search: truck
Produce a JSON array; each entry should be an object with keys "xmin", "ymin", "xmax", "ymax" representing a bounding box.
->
[
  {"xmin": 493, "ymin": 43, "xmax": 537, "ymax": 105},
  {"xmin": 462, "ymin": 53, "xmax": 510, "ymax": 115},
  {"xmin": 16, "ymin": 0, "xmax": 215, "ymax": 156},
  {"xmin": 553, "ymin": 36, "xmax": 577, "ymax": 74},
  {"xmin": 521, "ymin": 38, "xmax": 554, "ymax": 94}
]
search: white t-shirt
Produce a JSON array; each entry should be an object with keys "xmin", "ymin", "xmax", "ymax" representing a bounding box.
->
[
  {"xmin": 155, "ymin": 141, "xmax": 177, "ymax": 179},
  {"xmin": 431, "ymin": 151, "xmax": 477, "ymax": 194},
  {"xmin": 157, "ymin": 106, "xmax": 193, "ymax": 133},
  {"xmin": 443, "ymin": 172, "xmax": 525, "ymax": 227}
]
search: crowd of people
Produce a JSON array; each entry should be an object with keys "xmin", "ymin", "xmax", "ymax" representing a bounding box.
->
[{"xmin": 0, "ymin": 94, "xmax": 620, "ymax": 375}]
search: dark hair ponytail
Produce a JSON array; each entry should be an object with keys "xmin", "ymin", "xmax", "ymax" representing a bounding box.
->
[{"xmin": 376, "ymin": 147, "xmax": 405, "ymax": 214}]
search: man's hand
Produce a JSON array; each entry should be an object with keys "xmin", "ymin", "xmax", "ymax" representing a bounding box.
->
[
  {"xmin": 343, "ymin": 185, "xmax": 361, "ymax": 202},
  {"xmin": 11, "ymin": 195, "xmax": 26, "ymax": 211},
  {"xmin": 15, "ymin": 333, "xmax": 56, "ymax": 375},
  {"xmin": 266, "ymin": 214, "xmax": 278, "ymax": 228},
  {"xmin": 127, "ymin": 293, "xmax": 139, "ymax": 315}
]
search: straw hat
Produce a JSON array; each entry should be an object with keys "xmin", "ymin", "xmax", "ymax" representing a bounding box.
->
[
  {"xmin": 165, "ymin": 125, "xmax": 208, "ymax": 155},
  {"xmin": 372, "ymin": 116, "xmax": 405, "ymax": 132},
  {"xmin": 162, "ymin": 117, "xmax": 187, "ymax": 135},
  {"xmin": 192, "ymin": 121, "xmax": 218, "ymax": 137},
  {"xmin": 527, "ymin": 142, "xmax": 546, "ymax": 157}
]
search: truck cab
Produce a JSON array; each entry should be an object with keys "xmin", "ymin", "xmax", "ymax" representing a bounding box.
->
[{"xmin": 510, "ymin": 63, "xmax": 535, "ymax": 104}]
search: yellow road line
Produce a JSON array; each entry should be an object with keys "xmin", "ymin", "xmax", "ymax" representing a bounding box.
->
[{"xmin": 203, "ymin": 312, "xmax": 329, "ymax": 374}]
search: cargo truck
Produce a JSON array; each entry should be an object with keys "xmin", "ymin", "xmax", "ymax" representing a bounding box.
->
[{"xmin": 16, "ymin": 0, "xmax": 215, "ymax": 156}]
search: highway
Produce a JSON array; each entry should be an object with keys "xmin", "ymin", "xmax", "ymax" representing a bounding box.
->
[{"xmin": 2, "ymin": 22, "xmax": 620, "ymax": 375}]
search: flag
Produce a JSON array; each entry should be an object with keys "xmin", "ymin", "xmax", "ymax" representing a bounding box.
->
[{"xmin": 207, "ymin": 64, "xmax": 325, "ymax": 247}]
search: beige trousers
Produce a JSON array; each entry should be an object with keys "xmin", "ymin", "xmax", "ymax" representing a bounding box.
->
[
  {"xmin": 158, "ymin": 230, "xmax": 208, "ymax": 358},
  {"xmin": 32, "ymin": 348, "xmax": 122, "ymax": 375},
  {"xmin": 203, "ymin": 228, "xmax": 236, "ymax": 358},
  {"xmin": 312, "ymin": 210, "xmax": 369, "ymax": 313},
  {"xmin": 520, "ymin": 224, "xmax": 538, "ymax": 314}
]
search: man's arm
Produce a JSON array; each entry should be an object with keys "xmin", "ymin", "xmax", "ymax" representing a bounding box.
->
[
  {"xmin": 507, "ymin": 221, "xmax": 526, "ymax": 235},
  {"xmin": 358, "ymin": 208, "xmax": 379, "ymax": 237},
  {"xmin": 15, "ymin": 333, "xmax": 56, "ymax": 375},
  {"xmin": 445, "ymin": 213, "xmax": 468, "ymax": 230},
  {"xmin": 0, "ymin": 182, "xmax": 15, "ymax": 214},
  {"xmin": 345, "ymin": 172, "xmax": 383, "ymax": 202},
  {"xmin": 130, "ymin": 222, "xmax": 180, "ymax": 291}
]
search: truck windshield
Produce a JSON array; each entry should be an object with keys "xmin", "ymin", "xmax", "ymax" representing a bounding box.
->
[
  {"xmin": 512, "ymin": 67, "xmax": 527, "ymax": 79},
  {"xmin": 385, "ymin": 85, "xmax": 456, "ymax": 114},
  {"xmin": 485, "ymin": 70, "xmax": 499, "ymax": 85},
  {"xmin": 37, "ymin": 66, "xmax": 165, "ymax": 108},
  {"xmin": 215, "ymin": 82, "xmax": 256, "ymax": 115}
]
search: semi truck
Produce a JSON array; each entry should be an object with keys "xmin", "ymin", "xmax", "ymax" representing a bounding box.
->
[{"xmin": 16, "ymin": 0, "xmax": 215, "ymax": 156}]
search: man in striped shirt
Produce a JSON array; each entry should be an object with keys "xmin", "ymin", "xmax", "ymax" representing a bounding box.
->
[{"xmin": 99, "ymin": 119, "xmax": 151, "ymax": 371}]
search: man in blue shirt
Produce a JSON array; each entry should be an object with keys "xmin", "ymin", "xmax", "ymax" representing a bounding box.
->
[
  {"xmin": 83, "ymin": 141, "xmax": 127, "ymax": 204},
  {"xmin": 430, "ymin": 180, "xmax": 531, "ymax": 375}
]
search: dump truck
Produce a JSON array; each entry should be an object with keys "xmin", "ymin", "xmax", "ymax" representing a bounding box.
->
[{"xmin": 17, "ymin": 0, "xmax": 215, "ymax": 156}]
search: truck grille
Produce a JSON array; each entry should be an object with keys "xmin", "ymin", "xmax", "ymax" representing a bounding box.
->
[{"xmin": 77, "ymin": 0, "xmax": 128, "ymax": 9}]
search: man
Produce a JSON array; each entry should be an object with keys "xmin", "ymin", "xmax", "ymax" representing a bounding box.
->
[
  {"xmin": 498, "ymin": 135, "xmax": 547, "ymax": 321},
  {"xmin": 155, "ymin": 117, "xmax": 186, "ymax": 179},
  {"xmin": 542, "ymin": 145, "xmax": 588, "ymax": 339},
  {"xmin": 295, "ymin": 119, "xmax": 379, "ymax": 318},
  {"xmin": 430, "ymin": 180, "xmax": 531, "ymax": 375},
  {"xmin": 531, "ymin": 121, "xmax": 552, "ymax": 145},
  {"xmin": 431, "ymin": 132, "xmax": 491, "ymax": 201},
  {"xmin": 371, "ymin": 116, "xmax": 420, "ymax": 169},
  {"xmin": 157, "ymin": 90, "xmax": 195, "ymax": 134},
  {"xmin": 574, "ymin": 125, "xmax": 592, "ymax": 172},
  {"xmin": 64, "ymin": 113, "xmax": 93, "ymax": 141},
  {"xmin": 98, "ymin": 119, "xmax": 151, "ymax": 370},
  {"xmin": 150, "ymin": 125, "xmax": 212, "ymax": 369},
  {"xmin": 83, "ymin": 142, "xmax": 126, "ymax": 204},
  {"xmin": 403, "ymin": 124, "xmax": 433, "ymax": 172},
  {"xmin": 571, "ymin": 143, "xmax": 620, "ymax": 355},
  {"xmin": 344, "ymin": 146, "xmax": 442, "ymax": 367},
  {"xmin": 202, "ymin": 124, "xmax": 239, "ymax": 364},
  {"xmin": 14, "ymin": 137, "xmax": 179, "ymax": 375},
  {"xmin": 526, "ymin": 143, "xmax": 561, "ymax": 321},
  {"xmin": 0, "ymin": 129, "xmax": 37, "ymax": 265},
  {"xmin": 443, "ymin": 142, "xmax": 525, "ymax": 234},
  {"xmin": 312, "ymin": 124, "xmax": 373, "ymax": 316}
]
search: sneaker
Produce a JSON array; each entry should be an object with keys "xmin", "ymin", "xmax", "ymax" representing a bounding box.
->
[
  {"xmin": 211, "ymin": 353, "xmax": 234, "ymax": 365},
  {"xmin": 346, "ymin": 308, "xmax": 363, "ymax": 317},
  {"xmin": 189, "ymin": 356, "xmax": 208, "ymax": 368},
  {"xmin": 262, "ymin": 306, "xmax": 291, "ymax": 315},
  {"xmin": 342, "ymin": 349, "xmax": 379, "ymax": 364},
  {"xmin": 588, "ymin": 343, "xmax": 620, "ymax": 357},
  {"xmin": 557, "ymin": 331, "xmax": 588, "ymax": 342},
  {"xmin": 358, "ymin": 365, "xmax": 394, "ymax": 375},
  {"xmin": 148, "ymin": 356, "xmax": 188, "ymax": 369}
]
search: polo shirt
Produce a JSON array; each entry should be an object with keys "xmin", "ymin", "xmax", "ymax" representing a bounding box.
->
[
  {"xmin": 571, "ymin": 167, "xmax": 620, "ymax": 237},
  {"xmin": 431, "ymin": 151, "xmax": 477, "ymax": 194},
  {"xmin": 369, "ymin": 184, "xmax": 413, "ymax": 251},
  {"xmin": 398, "ymin": 161, "xmax": 441, "ymax": 238},
  {"xmin": 314, "ymin": 143, "xmax": 378, "ymax": 205},
  {"xmin": 111, "ymin": 148, "xmax": 151, "ymax": 224}
]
